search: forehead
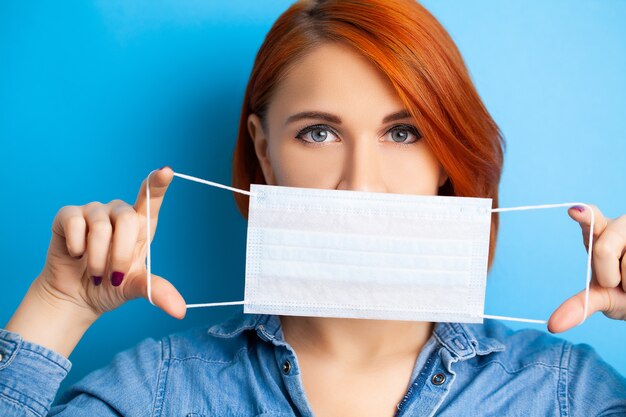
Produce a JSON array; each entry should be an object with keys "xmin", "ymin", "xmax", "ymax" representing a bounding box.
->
[{"xmin": 267, "ymin": 42, "xmax": 404, "ymax": 122}]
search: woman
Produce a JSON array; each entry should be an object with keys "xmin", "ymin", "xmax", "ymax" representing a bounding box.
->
[{"xmin": 2, "ymin": 0, "xmax": 625, "ymax": 415}]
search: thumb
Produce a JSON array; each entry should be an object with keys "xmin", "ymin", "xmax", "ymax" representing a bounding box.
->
[
  {"xmin": 547, "ymin": 284, "xmax": 613, "ymax": 333},
  {"xmin": 127, "ymin": 272, "xmax": 187, "ymax": 320}
]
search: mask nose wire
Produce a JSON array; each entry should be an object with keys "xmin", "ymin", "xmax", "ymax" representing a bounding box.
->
[
  {"xmin": 486, "ymin": 203, "xmax": 595, "ymax": 326},
  {"xmin": 145, "ymin": 169, "xmax": 253, "ymax": 308}
]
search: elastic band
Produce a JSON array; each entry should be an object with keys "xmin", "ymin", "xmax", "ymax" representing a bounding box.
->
[
  {"xmin": 145, "ymin": 169, "xmax": 249, "ymax": 307},
  {"xmin": 480, "ymin": 314, "xmax": 547, "ymax": 324},
  {"xmin": 171, "ymin": 171, "xmax": 256, "ymax": 197},
  {"xmin": 483, "ymin": 202, "xmax": 595, "ymax": 325},
  {"xmin": 186, "ymin": 301, "xmax": 246, "ymax": 308}
]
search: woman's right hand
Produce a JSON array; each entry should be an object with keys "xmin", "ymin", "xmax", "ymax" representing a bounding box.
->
[
  {"xmin": 4, "ymin": 166, "xmax": 185, "ymax": 358},
  {"xmin": 34, "ymin": 166, "xmax": 186, "ymax": 323}
]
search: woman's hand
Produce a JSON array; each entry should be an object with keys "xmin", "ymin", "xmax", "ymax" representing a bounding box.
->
[
  {"xmin": 5, "ymin": 167, "xmax": 185, "ymax": 358},
  {"xmin": 35, "ymin": 166, "xmax": 186, "ymax": 321},
  {"xmin": 548, "ymin": 205, "xmax": 626, "ymax": 333}
]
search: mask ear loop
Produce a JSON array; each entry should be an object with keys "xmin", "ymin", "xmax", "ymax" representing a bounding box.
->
[
  {"xmin": 483, "ymin": 203, "xmax": 595, "ymax": 326},
  {"xmin": 145, "ymin": 169, "xmax": 255, "ymax": 309}
]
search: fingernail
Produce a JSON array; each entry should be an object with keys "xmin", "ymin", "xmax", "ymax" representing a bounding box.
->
[
  {"xmin": 570, "ymin": 205, "xmax": 585, "ymax": 213},
  {"xmin": 159, "ymin": 165, "xmax": 171, "ymax": 171},
  {"xmin": 111, "ymin": 271, "xmax": 125, "ymax": 286},
  {"xmin": 92, "ymin": 276, "xmax": 102, "ymax": 286}
]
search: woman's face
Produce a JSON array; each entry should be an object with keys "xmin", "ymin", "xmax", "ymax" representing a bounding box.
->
[{"xmin": 247, "ymin": 41, "xmax": 447, "ymax": 195}]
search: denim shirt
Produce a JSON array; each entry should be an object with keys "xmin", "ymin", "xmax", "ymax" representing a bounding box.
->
[{"xmin": 1, "ymin": 312, "xmax": 625, "ymax": 416}]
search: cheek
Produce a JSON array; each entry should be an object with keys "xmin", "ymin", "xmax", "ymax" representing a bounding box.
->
[{"xmin": 270, "ymin": 141, "xmax": 344, "ymax": 188}]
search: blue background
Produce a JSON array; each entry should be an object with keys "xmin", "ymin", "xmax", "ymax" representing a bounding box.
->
[{"xmin": 1, "ymin": 0, "xmax": 625, "ymax": 401}]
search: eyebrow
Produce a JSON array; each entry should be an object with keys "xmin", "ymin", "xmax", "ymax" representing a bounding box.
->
[{"xmin": 284, "ymin": 110, "xmax": 412, "ymax": 126}]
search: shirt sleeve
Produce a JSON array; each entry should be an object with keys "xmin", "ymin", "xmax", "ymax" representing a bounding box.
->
[
  {"xmin": 50, "ymin": 335, "xmax": 164, "ymax": 417},
  {"xmin": 0, "ymin": 328, "xmax": 72, "ymax": 417},
  {"xmin": 0, "ymin": 327, "xmax": 165, "ymax": 417},
  {"xmin": 566, "ymin": 341, "xmax": 626, "ymax": 416}
]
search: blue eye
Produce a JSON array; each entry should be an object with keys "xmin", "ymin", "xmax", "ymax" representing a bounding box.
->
[
  {"xmin": 386, "ymin": 125, "xmax": 422, "ymax": 144},
  {"xmin": 294, "ymin": 124, "xmax": 339, "ymax": 144},
  {"xmin": 294, "ymin": 123, "xmax": 422, "ymax": 146}
]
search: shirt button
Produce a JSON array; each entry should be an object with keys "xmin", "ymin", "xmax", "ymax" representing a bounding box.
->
[
  {"xmin": 282, "ymin": 360, "xmax": 292, "ymax": 375},
  {"xmin": 431, "ymin": 372, "xmax": 446, "ymax": 385}
]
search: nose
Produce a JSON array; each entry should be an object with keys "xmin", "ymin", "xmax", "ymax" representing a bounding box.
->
[{"xmin": 336, "ymin": 139, "xmax": 387, "ymax": 193}]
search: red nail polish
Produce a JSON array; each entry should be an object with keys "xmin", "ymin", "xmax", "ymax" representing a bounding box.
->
[
  {"xmin": 111, "ymin": 271, "xmax": 125, "ymax": 286},
  {"xmin": 571, "ymin": 205, "xmax": 585, "ymax": 213}
]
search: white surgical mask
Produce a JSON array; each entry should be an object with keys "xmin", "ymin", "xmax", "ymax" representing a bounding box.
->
[{"xmin": 145, "ymin": 169, "xmax": 595, "ymax": 326}]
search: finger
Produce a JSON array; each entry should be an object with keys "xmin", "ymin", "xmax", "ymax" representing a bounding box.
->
[
  {"xmin": 108, "ymin": 201, "xmax": 140, "ymax": 287},
  {"xmin": 547, "ymin": 284, "xmax": 621, "ymax": 333},
  {"xmin": 84, "ymin": 203, "xmax": 113, "ymax": 285},
  {"xmin": 609, "ymin": 215, "xmax": 626, "ymax": 292},
  {"xmin": 592, "ymin": 227, "xmax": 626, "ymax": 288},
  {"xmin": 133, "ymin": 166, "xmax": 174, "ymax": 221},
  {"xmin": 567, "ymin": 204, "xmax": 609, "ymax": 251},
  {"xmin": 54, "ymin": 205, "xmax": 87, "ymax": 258},
  {"xmin": 622, "ymin": 254, "xmax": 626, "ymax": 292},
  {"xmin": 125, "ymin": 271, "xmax": 187, "ymax": 320}
]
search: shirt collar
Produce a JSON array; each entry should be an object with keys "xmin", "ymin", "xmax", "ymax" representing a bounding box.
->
[
  {"xmin": 207, "ymin": 313, "xmax": 506, "ymax": 358},
  {"xmin": 207, "ymin": 312, "xmax": 287, "ymax": 347},
  {"xmin": 433, "ymin": 321, "xmax": 506, "ymax": 360}
]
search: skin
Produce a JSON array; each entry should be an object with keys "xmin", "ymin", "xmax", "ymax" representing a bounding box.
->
[{"xmin": 3, "ymin": 40, "xmax": 626, "ymax": 416}]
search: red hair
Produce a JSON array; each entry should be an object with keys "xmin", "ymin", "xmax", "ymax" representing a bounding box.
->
[{"xmin": 231, "ymin": 0, "xmax": 505, "ymax": 269}]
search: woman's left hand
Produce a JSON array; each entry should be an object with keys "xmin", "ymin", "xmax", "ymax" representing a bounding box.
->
[{"xmin": 548, "ymin": 205, "xmax": 626, "ymax": 333}]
